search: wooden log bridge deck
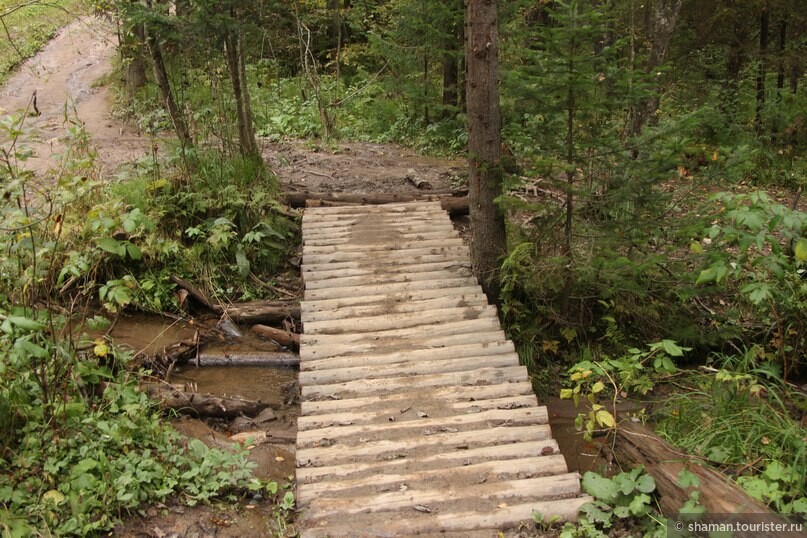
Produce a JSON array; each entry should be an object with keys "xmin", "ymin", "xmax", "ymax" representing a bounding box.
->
[{"xmin": 296, "ymin": 201, "xmax": 591, "ymax": 536}]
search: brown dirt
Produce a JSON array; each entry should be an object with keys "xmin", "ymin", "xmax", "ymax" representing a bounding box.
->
[{"xmin": 1, "ymin": 17, "xmax": 151, "ymax": 177}]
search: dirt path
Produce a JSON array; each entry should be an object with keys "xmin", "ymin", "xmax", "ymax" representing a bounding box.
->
[{"xmin": 1, "ymin": 17, "xmax": 150, "ymax": 177}]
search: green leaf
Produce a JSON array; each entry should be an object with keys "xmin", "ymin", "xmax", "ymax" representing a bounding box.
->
[
  {"xmin": 635, "ymin": 473, "xmax": 656, "ymax": 494},
  {"xmin": 660, "ymin": 340, "xmax": 686, "ymax": 357},
  {"xmin": 591, "ymin": 381, "xmax": 605, "ymax": 393},
  {"xmin": 677, "ymin": 469, "xmax": 701, "ymax": 489},
  {"xmin": 740, "ymin": 282, "xmax": 772, "ymax": 305},
  {"xmin": 595, "ymin": 409, "xmax": 615, "ymax": 428},
  {"xmin": 126, "ymin": 243, "xmax": 142, "ymax": 260},
  {"xmin": 97, "ymin": 237, "xmax": 125, "ymax": 257},
  {"xmin": 794, "ymin": 239, "xmax": 807, "ymax": 262},
  {"xmin": 235, "ymin": 247, "xmax": 250, "ymax": 279},
  {"xmin": 695, "ymin": 267, "xmax": 716, "ymax": 285},
  {"xmin": 7, "ymin": 315, "xmax": 45, "ymax": 331},
  {"xmin": 628, "ymin": 493, "xmax": 652, "ymax": 515},
  {"xmin": 559, "ymin": 388, "xmax": 574, "ymax": 399},
  {"xmin": 581, "ymin": 472, "xmax": 619, "ymax": 502}
]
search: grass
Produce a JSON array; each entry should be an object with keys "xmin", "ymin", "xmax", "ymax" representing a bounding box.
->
[
  {"xmin": 0, "ymin": 0, "xmax": 86, "ymax": 84},
  {"xmin": 655, "ymin": 371, "xmax": 807, "ymax": 511}
]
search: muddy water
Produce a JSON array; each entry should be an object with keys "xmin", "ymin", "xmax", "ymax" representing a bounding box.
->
[
  {"xmin": 170, "ymin": 365, "xmax": 297, "ymax": 409},
  {"xmin": 545, "ymin": 397, "xmax": 611, "ymax": 475}
]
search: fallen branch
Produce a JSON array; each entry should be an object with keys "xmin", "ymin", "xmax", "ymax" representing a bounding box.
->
[
  {"xmin": 144, "ymin": 383, "xmax": 274, "ymax": 418},
  {"xmin": 251, "ymin": 324, "xmax": 300, "ymax": 349},
  {"xmin": 405, "ymin": 168, "xmax": 433, "ymax": 190}
]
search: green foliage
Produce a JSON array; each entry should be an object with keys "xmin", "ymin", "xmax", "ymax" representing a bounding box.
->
[
  {"xmin": 655, "ymin": 362, "xmax": 807, "ymax": 514},
  {"xmin": 0, "ymin": 330, "xmax": 256, "ymax": 535},
  {"xmin": 694, "ymin": 191, "xmax": 807, "ymax": 377},
  {"xmin": 553, "ymin": 467, "xmax": 663, "ymax": 538},
  {"xmin": 560, "ymin": 341, "xmax": 689, "ymax": 440}
]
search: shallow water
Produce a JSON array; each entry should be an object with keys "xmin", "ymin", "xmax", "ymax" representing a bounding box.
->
[{"xmin": 169, "ymin": 365, "xmax": 297, "ymax": 409}]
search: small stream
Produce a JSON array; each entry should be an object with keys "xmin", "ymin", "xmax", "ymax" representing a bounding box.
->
[{"xmin": 108, "ymin": 313, "xmax": 614, "ymax": 475}]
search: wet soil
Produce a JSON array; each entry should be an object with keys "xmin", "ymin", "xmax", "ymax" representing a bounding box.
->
[{"xmin": 1, "ymin": 17, "xmax": 151, "ymax": 177}]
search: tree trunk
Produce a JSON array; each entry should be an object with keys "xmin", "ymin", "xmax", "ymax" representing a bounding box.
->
[
  {"xmin": 144, "ymin": 21, "xmax": 192, "ymax": 149},
  {"xmin": 441, "ymin": 0, "xmax": 462, "ymax": 114},
  {"xmin": 123, "ymin": 7, "xmax": 147, "ymax": 92},
  {"xmin": 224, "ymin": 25, "xmax": 260, "ymax": 157},
  {"xmin": 776, "ymin": 17, "xmax": 787, "ymax": 96},
  {"xmin": 721, "ymin": 25, "xmax": 747, "ymax": 124},
  {"xmin": 466, "ymin": 0, "xmax": 506, "ymax": 305},
  {"xmin": 628, "ymin": 0, "xmax": 683, "ymax": 138},
  {"xmin": 755, "ymin": 5, "xmax": 769, "ymax": 133}
]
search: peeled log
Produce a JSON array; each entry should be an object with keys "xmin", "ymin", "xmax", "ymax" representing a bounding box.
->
[
  {"xmin": 610, "ymin": 421, "xmax": 790, "ymax": 536},
  {"xmin": 284, "ymin": 191, "xmax": 469, "ymax": 216},
  {"xmin": 252, "ymin": 324, "xmax": 300, "ymax": 349},
  {"xmin": 144, "ymin": 383, "xmax": 273, "ymax": 418}
]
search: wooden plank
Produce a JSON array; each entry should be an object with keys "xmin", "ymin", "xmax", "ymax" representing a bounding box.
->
[
  {"xmin": 301, "ymin": 340, "xmax": 515, "ymax": 372},
  {"xmin": 302, "ymin": 223, "xmax": 458, "ymax": 240},
  {"xmin": 304, "ymin": 230, "xmax": 460, "ymax": 247},
  {"xmin": 304, "ymin": 268, "xmax": 475, "ymax": 291},
  {"xmin": 300, "ymin": 329, "xmax": 507, "ymax": 360},
  {"xmin": 300, "ymin": 497, "xmax": 592, "ymax": 537},
  {"xmin": 302, "ymin": 245, "xmax": 470, "ymax": 265},
  {"xmin": 297, "ymin": 456, "xmax": 567, "ymax": 501},
  {"xmin": 304, "ymin": 227, "xmax": 458, "ymax": 242},
  {"xmin": 301, "ymin": 256, "xmax": 472, "ymax": 275},
  {"xmin": 303, "ymin": 304, "xmax": 496, "ymax": 334},
  {"xmin": 302, "ymin": 260, "xmax": 471, "ymax": 286},
  {"xmin": 302, "ymin": 293, "xmax": 489, "ymax": 323},
  {"xmin": 302, "ymin": 260, "xmax": 472, "ymax": 282},
  {"xmin": 302, "ymin": 317, "xmax": 501, "ymax": 346},
  {"xmin": 303, "ymin": 277, "xmax": 479, "ymax": 301},
  {"xmin": 301, "ymin": 287, "xmax": 485, "ymax": 315},
  {"xmin": 296, "ymin": 407, "xmax": 548, "ymax": 446},
  {"xmin": 303, "ymin": 237, "xmax": 464, "ymax": 254},
  {"xmin": 297, "ymin": 439, "xmax": 563, "ymax": 481},
  {"xmin": 296, "ymin": 424, "xmax": 554, "ymax": 467},
  {"xmin": 303, "ymin": 245, "xmax": 470, "ymax": 265},
  {"xmin": 301, "ymin": 365, "xmax": 528, "ymax": 398},
  {"xmin": 299, "ymin": 353, "xmax": 518, "ymax": 386},
  {"xmin": 301, "ymin": 474, "xmax": 583, "ymax": 517},
  {"xmin": 299, "ymin": 381, "xmax": 533, "ymax": 415},
  {"xmin": 298, "ymin": 394, "xmax": 540, "ymax": 429}
]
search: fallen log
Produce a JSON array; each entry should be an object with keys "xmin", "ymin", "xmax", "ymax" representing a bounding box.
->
[
  {"xmin": 171, "ymin": 275, "xmax": 214, "ymax": 309},
  {"xmin": 252, "ymin": 324, "xmax": 300, "ymax": 349},
  {"xmin": 196, "ymin": 351, "xmax": 300, "ymax": 367},
  {"xmin": 610, "ymin": 420, "xmax": 792, "ymax": 536},
  {"xmin": 405, "ymin": 168, "xmax": 433, "ymax": 190},
  {"xmin": 144, "ymin": 383, "xmax": 273, "ymax": 418},
  {"xmin": 212, "ymin": 300, "xmax": 301, "ymax": 324},
  {"xmin": 284, "ymin": 191, "xmax": 469, "ymax": 216}
]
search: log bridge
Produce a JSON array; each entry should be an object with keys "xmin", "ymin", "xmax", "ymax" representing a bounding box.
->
[{"xmin": 296, "ymin": 201, "xmax": 590, "ymax": 536}]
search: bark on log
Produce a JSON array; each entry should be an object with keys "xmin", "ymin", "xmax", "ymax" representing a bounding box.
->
[
  {"xmin": 252, "ymin": 324, "xmax": 300, "ymax": 349},
  {"xmin": 196, "ymin": 351, "xmax": 300, "ymax": 366},
  {"xmin": 406, "ymin": 168, "xmax": 433, "ymax": 190},
  {"xmin": 144, "ymin": 383, "xmax": 273, "ymax": 417},
  {"xmin": 610, "ymin": 421, "xmax": 791, "ymax": 536},
  {"xmin": 212, "ymin": 300, "xmax": 301, "ymax": 324},
  {"xmin": 171, "ymin": 275, "xmax": 214, "ymax": 309},
  {"xmin": 284, "ymin": 191, "xmax": 469, "ymax": 216}
]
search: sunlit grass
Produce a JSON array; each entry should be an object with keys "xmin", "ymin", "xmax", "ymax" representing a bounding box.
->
[{"xmin": 0, "ymin": 0, "xmax": 86, "ymax": 84}]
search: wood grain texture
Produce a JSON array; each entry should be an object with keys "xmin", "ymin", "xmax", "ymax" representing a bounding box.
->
[{"xmin": 297, "ymin": 202, "xmax": 589, "ymax": 535}]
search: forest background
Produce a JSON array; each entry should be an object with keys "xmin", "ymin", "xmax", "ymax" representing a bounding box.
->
[{"xmin": 1, "ymin": 0, "xmax": 806, "ymax": 536}]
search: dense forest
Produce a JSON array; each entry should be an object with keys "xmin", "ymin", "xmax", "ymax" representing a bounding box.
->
[{"xmin": 1, "ymin": 0, "xmax": 806, "ymax": 535}]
